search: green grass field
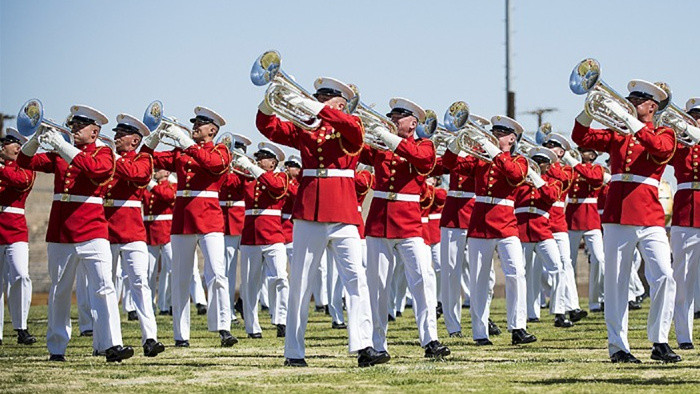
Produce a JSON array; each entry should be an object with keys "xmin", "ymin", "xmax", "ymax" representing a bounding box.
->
[{"xmin": 1, "ymin": 299, "xmax": 699, "ymax": 393}]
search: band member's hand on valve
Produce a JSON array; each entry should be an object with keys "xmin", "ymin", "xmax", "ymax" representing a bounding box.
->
[
  {"xmin": 41, "ymin": 129, "xmax": 81, "ymax": 163},
  {"xmin": 603, "ymin": 99, "xmax": 645, "ymax": 133},
  {"xmin": 560, "ymin": 150, "xmax": 581, "ymax": 167},
  {"xmin": 234, "ymin": 154, "xmax": 265, "ymax": 178},
  {"xmin": 162, "ymin": 127, "xmax": 195, "ymax": 150},
  {"xmin": 370, "ymin": 125, "xmax": 402, "ymax": 151}
]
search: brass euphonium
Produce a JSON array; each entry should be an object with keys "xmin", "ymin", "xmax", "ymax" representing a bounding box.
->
[
  {"xmin": 653, "ymin": 82, "xmax": 700, "ymax": 146},
  {"xmin": 443, "ymin": 101, "xmax": 500, "ymax": 162},
  {"xmin": 142, "ymin": 100, "xmax": 193, "ymax": 148},
  {"xmin": 215, "ymin": 132, "xmax": 255, "ymax": 178},
  {"xmin": 16, "ymin": 99, "xmax": 74, "ymax": 151}
]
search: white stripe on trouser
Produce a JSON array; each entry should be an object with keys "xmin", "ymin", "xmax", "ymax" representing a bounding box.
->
[
  {"xmin": 671, "ymin": 226, "xmax": 700, "ymax": 344},
  {"xmin": 240, "ymin": 243, "xmax": 289, "ymax": 334},
  {"xmin": 552, "ymin": 232, "xmax": 580, "ymax": 311},
  {"xmin": 224, "ymin": 235, "xmax": 242, "ymax": 319},
  {"xmin": 111, "ymin": 242, "xmax": 158, "ymax": 344},
  {"xmin": 285, "ymin": 220, "xmax": 372, "ymax": 359},
  {"xmin": 325, "ymin": 249, "xmax": 346, "ymax": 325},
  {"xmin": 0, "ymin": 242, "xmax": 31, "ymax": 337},
  {"xmin": 366, "ymin": 236, "xmax": 439, "ymax": 350},
  {"xmin": 441, "ymin": 227, "xmax": 468, "ymax": 334},
  {"xmin": 629, "ymin": 248, "xmax": 645, "ymax": 301},
  {"xmin": 148, "ymin": 243, "xmax": 173, "ymax": 312},
  {"xmin": 468, "ymin": 236, "xmax": 526, "ymax": 340},
  {"xmin": 602, "ymin": 224, "xmax": 675, "ymax": 355},
  {"xmin": 46, "ymin": 239, "xmax": 122, "ymax": 354},
  {"xmin": 523, "ymin": 239, "xmax": 566, "ymax": 317},
  {"xmin": 171, "ymin": 233, "xmax": 230, "ymax": 340},
  {"xmin": 569, "ymin": 229, "xmax": 605, "ymax": 309}
]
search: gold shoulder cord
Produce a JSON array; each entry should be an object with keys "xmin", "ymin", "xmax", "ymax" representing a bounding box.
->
[
  {"xmin": 90, "ymin": 146, "xmax": 116, "ymax": 186},
  {"xmin": 648, "ymin": 127, "xmax": 677, "ymax": 165},
  {"xmin": 506, "ymin": 155, "xmax": 528, "ymax": 187},
  {"xmin": 17, "ymin": 167, "xmax": 36, "ymax": 193},
  {"xmin": 133, "ymin": 153, "xmax": 155, "ymax": 189},
  {"xmin": 270, "ymin": 171, "xmax": 289, "ymax": 200},
  {"xmin": 590, "ymin": 164, "xmax": 605, "ymax": 191},
  {"xmin": 210, "ymin": 144, "xmax": 232, "ymax": 175},
  {"xmin": 357, "ymin": 171, "xmax": 372, "ymax": 197},
  {"xmin": 559, "ymin": 166, "xmax": 574, "ymax": 194},
  {"xmin": 339, "ymin": 118, "xmax": 365, "ymax": 157},
  {"xmin": 413, "ymin": 139, "xmax": 437, "ymax": 177}
]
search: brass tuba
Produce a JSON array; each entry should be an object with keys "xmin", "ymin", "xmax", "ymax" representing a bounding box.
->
[
  {"xmin": 653, "ymin": 82, "xmax": 699, "ymax": 146},
  {"xmin": 569, "ymin": 58, "xmax": 637, "ymax": 135},
  {"xmin": 17, "ymin": 99, "xmax": 74, "ymax": 151},
  {"xmin": 443, "ymin": 101, "xmax": 500, "ymax": 162}
]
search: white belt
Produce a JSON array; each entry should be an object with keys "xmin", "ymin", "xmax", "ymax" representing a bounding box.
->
[
  {"xmin": 282, "ymin": 213, "xmax": 292, "ymax": 220},
  {"xmin": 0, "ymin": 206, "xmax": 25, "ymax": 215},
  {"xmin": 302, "ymin": 169, "xmax": 354, "ymax": 178},
  {"xmin": 598, "ymin": 209, "xmax": 604, "ymax": 215},
  {"xmin": 373, "ymin": 191, "xmax": 421, "ymax": 202},
  {"xmin": 428, "ymin": 213, "xmax": 441, "ymax": 220},
  {"xmin": 421, "ymin": 217, "xmax": 429, "ymax": 223},
  {"xmin": 474, "ymin": 196, "xmax": 514, "ymax": 207},
  {"xmin": 568, "ymin": 197, "xmax": 598, "ymax": 204},
  {"xmin": 610, "ymin": 173, "xmax": 660, "ymax": 188},
  {"xmin": 514, "ymin": 206, "xmax": 550, "ymax": 219},
  {"xmin": 552, "ymin": 201, "xmax": 565, "ymax": 208},
  {"xmin": 447, "ymin": 191, "xmax": 475, "ymax": 199},
  {"xmin": 176, "ymin": 190, "xmax": 219, "ymax": 198},
  {"xmin": 677, "ymin": 182, "xmax": 700, "ymax": 191},
  {"xmin": 143, "ymin": 214, "xmax": 173, "ymax": 222},
  {"xmin": 103, "ymin": 199, "xmax": 141, "ymax": 208},
  {"xmin": 219, "ymin": 200, "xmax": 245, "ymax": 207},
  {"xmin": 245, "ymin": 209, "xmax": 282, "ymax": 216},
  {"xmin": 53, "ymin": 194, "xmax": 104, "ymax": 204}
]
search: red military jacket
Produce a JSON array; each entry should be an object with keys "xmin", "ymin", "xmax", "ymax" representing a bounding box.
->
[
  {"xmin": 361, "ymin": 137, "xmax": 437, "ymax": 239},
  {"xmin": 142, "ymin": 179, "xmax": 176, "ymax": 246},
  {"xmin": 240, "ymin": 171, "xmax": 289, "ymax": 246},
  {"xmin": 256, "ymin": 107, "xmax": 364, "ymax": 226},
  {"xmin": 281, "ymin": 175, "xmax": 299, "ymax": 244},
  {"xmin": 104, "ymin": 150, "xmax": 152, "ymax": 244},
  {"xmin": 440, "ymin": 149, "xmax": 477, "ymax": 229},
  {"xmin": 565, "ymin": 162, "xmax": 605, "ymax": 231},
  {"xmin": 0, "ymin": 160, "xmax": 35, "ymax": 244},
  {"xmin": 221, "ymin": 170, "xmax": 246, "ymax": 236},
  {"xmin": 427, "ymin": 188, "xmax": 446, "ymax": 245},
  {"xmin": 573, "ymin": 120, "xmax": 675, "ymax": 227},
  {"xmin": 513, "ymin": 176, "xmax": 562, "ymax": 243},
  {"xmin": 355, "ymin": 169, "xmax": 373, "ymax": 239},
  {"xmin": 465, "ymin": 151, "xmax": 528, "ymax": 239},
  {"xmin": 671, "ymin": 143, "xmax": 700, "ymax": 227},
  {"xmin": 143, "ymin": 141, "xmax": 231, "ymax": 234},
  {"xmin": 545, "ymin": 161, "xmax": 573, "ymax": 233},
  {"xmin": 17, "ymin": 143, "xmax": 115, "ymax": 243}
]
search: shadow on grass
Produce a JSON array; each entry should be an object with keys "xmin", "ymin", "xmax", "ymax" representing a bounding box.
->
[{"xmin": 521, "ymin": 377, "xmax": 700, "ymax": 385}]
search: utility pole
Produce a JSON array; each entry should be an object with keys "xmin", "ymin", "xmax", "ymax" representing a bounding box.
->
[
  {"xmin": 523, "ymin": 107, "xmax": 557, "ymax": 128},
  {"xmin": 505, "ymin": 0, "xmax": 515, "ymax": 118}
]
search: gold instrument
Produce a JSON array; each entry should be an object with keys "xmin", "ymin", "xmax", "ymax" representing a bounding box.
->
[
  {"xmin": 569, "ymin": 58, "xmax": 637, "ymax": 135},
  {"xmin": 443, "ymin": 101, "xmax": 500, "ymax": 162},
  {"xmin": 654, "ymin": 82, "xmax": 699, "ymax": 146},
  {"xmin": 216, "ymin": 132, "xmax": 255, "ymax": 178}
]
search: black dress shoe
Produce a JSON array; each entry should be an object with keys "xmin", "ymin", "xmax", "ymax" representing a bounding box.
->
[
  {"xmin": 332, "ymin": 321, "xmax": 347, "ymax": 329},
  {"xmin": 511, "ymin": 329, "xmax": 537, "ymax": 345},
  {"xmin": 284, "ymin": 358, "xmax": 308, "ymax": 367},
  {"xmin": 436, "ymin": 302, "xmax": 443, "ymax": 319},
  {"xmin": 143, "ymin": 339, "xmax": 165, "ymax": 357},
  {"xmin": 628, "ymin": 301, "xmax": 642, "ymax": 311},
  {"xmin": 462, "ymin": 303, "xmax": 470, "ymax": 309},
  {"xmin": 568, "ymin": 308, "xmax": 588, "ymax": 322},
  {"xmin": 695, "ymin": 311, "xmax": 700, "ymax": 319},
  {"xmin": 105, "ymin": 345, "xmax": 134, "ymax": 362},
  {"xmin": 357, "ymin": 346, "xmax": 391, "ymax": 367},
  {"xmin": 475, "ymin": 338, "xmax": 493, "ymax": 346},
  {"xmin": 590, "ymin": 307, "xmax": 603, "ymax": 313},
  {"xmin": 219, "ymin": 330, "xmax": 238, "ymax": 347},
  {"xmin": 424, "ymin": 340, "xmax": 451, "ymax": 359},
  {"xmin": 92, "ymin": 349, "xmax": 106, "ymax": 356},
  {"xmin": 554, "ymin": 314, "xmax": 574, "ymax": 328},
  {"xmin": 234, "ymin": 299, "xmax": 244, "ymax": 320},
  {"xmin": 127, "ymin": 311, "xmax": 138, "ymax": 321},
  {"xmin": 196, "ymin": 303, "xmax": 207, "ymax": 315},
  {"xmin": 80, "ymin": 330, "xmax": 93, "ymax": 337},
  {"xmin": 276, "ymin": 324, "xmax": 286, "ymax": 338},
  {"xmin": 248, "ymin": 332, "xmax": 263, "ymax": 339},
  {"xmin": 388, "ymin": 314, "xmax": 396, "ymax": 322},
  {"xmin": 449, "ymin": 331, "xmax": 463, "ymax": 338},
  {"xmin": 527, "ymin": 317, "xmax": 540, "ymax": 323},
  {"xmin": 396, "ymin": 311, "xmax": 403, "ymax": 317},
  {"xmin": 651, "ymin": 343, "xmax": 681, "ymax": 363},
  {"xmin": 17, "ymin": 329, "xmax": 37, "ymax": 345},
  {"xmin": 159, "ymin": 310, "xmax": 170, "ymax": 316},
  {"xmin": 175, "ymin": 340, "xmax": 190, "ymax": 347},
  {"xmin": 261, "ymin": 305, "xmax": 269, "ymax": 312},
  {"xmin": 488, "ymin": 319, "xmax": 502, "ymax": 336},
  {"xmin": 679, "ymin": 342, "xmax": 694, "ymax": 350},
  {"xmin": 324, "ymin": 305, "xmax": 329, "ymax": 315},
  {"xmin": 49, "ymin": 354, "xmax": 66, "ymax": 362},
  {"xmin": 314, "ymin": 305, "xmax": 325, "ymax": 313},
  {"xmin": 610, "ymin": 350, "xmax": 641, "ymax": 363}
]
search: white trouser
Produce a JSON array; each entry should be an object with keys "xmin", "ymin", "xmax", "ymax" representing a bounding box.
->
[
  {"xmin": 259, "ymin": 276, "xmax": 270, "ymax": 308},
  {"xmin": 468, "ymin": 236, "xmax": 526, "ymax": 340},
  {"xmin": 671, "ymin": 226, "xmax": 700, "ymax": 344},
  {"xmin": 76, "ymin": 263, "xmax": 92, "ymax": 333},
  {"xmin": 240, "ymin": 243, "xmax": 289, "ymax": 334},
  {"xmin": 629, "ymin": 247, "xmax": 645, "ymax": 301},
  {"xmin": 171, "ymin": 233, "xmax": 230, "ymax": 340},
  {"xmin": 325, "ymin": 249, "xmax": 345, "ymax": 324},
  {"xmin": 553, "ymin": 232, "xmax": 580, "ymax": 311},
  {"xmin": 569, "ymin": 229, "xmax": 605, "ymax": 309},
  {"xmin": 523, "ymin": 239, "xmax": 565, "ymax": 317},
  {"xmin": 441, "ymin": 227, "xmax": 468, "ymax": 334},
  {"xmin": 0, "ymin": 242, "xmax": 31, "ymax": 337},
  {"xmin": 285, "ymin": 220, "xmax": 372, "ymax": 359},
  {"xmin": 111, "ymin": 242, "xmax": 157, "ymax": 344},
  {"xmin": 148, "ymin": 243, "xmax": 173, "ymax": 312},
  {"xmin": 47, "ymin": 239, "xmax": 122, "ymax": 354},
  {"xmin": 361, "ymin": 239, "xmax": 367, "ymax": 269},
  {"xmin": 366, "ymin": 236, "xmax": 438, "ymax": 351},
  {"xmin": 312, "ymin": 248, "xmax": 328, "ymax": 308},
  {"xmin": 224, "ymin": 235, "xmax": 241, "ymax": 318},
  {"xmin": 602, "ymin": 224, "xmax": 675, "ymax": 355},
  {"xmin": 430, "ymin": 243, "xmax": 441, "ymax": 303},
  {"xmin": 389, "ymin": 254, "xmax": 406, "ymax": 317}
]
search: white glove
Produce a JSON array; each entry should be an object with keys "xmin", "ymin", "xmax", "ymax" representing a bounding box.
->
[
  {"xmin": 667, "ymin": 117, "xmax": 700, "ymax": 145},
  {"xmin": 527, "ymin": 168, "xmax": 546, "ymax": 189},
  {"xmin": 560, "ymin": 150, "xmax": 581, "ymax": 167},
  {"xmin": 286, "ymin": 93, "xmax": 325, "ymax": 116},
  {"xmin": 258, "ymin": 98, "xmax": 274, "ymax": 116},
  {"xmin": 473, "ymin": 135, "xmax": 502, "ymax": 159},
  {"xmin": 41, "ymin": 129, "xmax": 80, "ymax": 163},
  {"xmin": 143, "ymin": 131, "xmax": 160, "ymax": 150},
  {"xmin": 20, "ymin": 129, "xmax": 42, "ymax": 156},
  {"xmin": 162, "ymin": 127, "xmax": 195, "ymax": 150},
  {"xmin": 447, "ymin": 135, "xmax": 460, "ymax": 154},
  {"xmin": 603, "ymin": 172, "xmax": 612, "ymax": 184},
  {"xmin": 575, "ymin": 110, "xmax": 593, "ymax": 127},
  {"xmin": 603, "ymin": 99, "xmax": 644, "ymax": 133},
  {"xmin": 234, "ymin": 155, "xmax": 265, "ymax": 178},
  {"xmin": 147, "ymin": 179, "xmax": 157, "ymax": 190},
  {"xmin": 372, "ymin": 126, "xmax": 403, "ymax": 151}
]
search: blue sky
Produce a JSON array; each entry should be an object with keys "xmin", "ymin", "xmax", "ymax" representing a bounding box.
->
[{"xmin": 2, "ymin": 0, "xmax": 699, "ymax": 183}]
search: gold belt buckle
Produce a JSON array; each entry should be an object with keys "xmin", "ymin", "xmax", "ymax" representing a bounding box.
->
[
  {"xmin": 317, "ymin": 168, "xmax": 328, "ymax": 177},
  {"xmin": 60, "ymin": 193, "xmax": 70, "ymax": 202},
  {"xmin": 226, "ymin": 201, "xmax": 234, "ymax": 207},
  {"xmin": 252, "ymin": 209, "xmax": 261, "ymax": 215},
  {"xmin": 387, "ymin": 192, "xmax": 397, "ymax": 201},
  {"xmin": 621, "ymin": 174, "xmax": 632, "ymax": 182},
  {"xmin": 456, "ymin": 191, "xmax": 463, "ymax": 198},
  {"xmin": 147, "ymin": 215, "xmax": 154, "ymax": 221},
  {"xmin": 529, "ymin": 207, "xmax": 536, "ymax": 213},
  {"xmin": 570, "ymin": 198, "xmax": 579, "ymax": 204},
  {"xmin": 693, "ymin": 182, "xmax": 700, "ymax": 190},
  {"xmin": 183, "ymin": 190, "xmax": 191, "ymax": 197},
  {"xmin": 104, "ymin": 199, "xmax": 114, "ymax": 207}
]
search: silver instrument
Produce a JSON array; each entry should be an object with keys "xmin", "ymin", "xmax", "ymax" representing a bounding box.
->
[
  {"xmin": 654, "ymin": 82, "xmax": 699, "ymax": 146},
  {"xmin": 17, "ymin": 99, "xmax": 74, "ymax": 151},
  {"xmin": 443, "ymin": 101, "xmax": 500, "ymax": 162},
  {"xmin": 216, "ymin": 132, "xmax": 255, "ymax": 178},
  {"xmin": 354, "ymin": 99, "xmax": 397, "ymax": 151},
  {"xmin": 143, "ymin": 100, "xmax": 192, "ymax": 148}
]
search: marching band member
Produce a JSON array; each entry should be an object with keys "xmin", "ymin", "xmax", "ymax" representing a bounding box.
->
[
  {"xmin": 513, "ymin": 147, "xmax": 571, "ymax": 327},
  {"xmin": 257, "ymin": 77, "xmax": 386, "ymax": 367},
  {"xmin": 355, "ymin": 165, "xmax": 373, "ymax": 269},
  {"xmin": 572, "ymin": 79, "xmax": 680, "ymax": 363},
  {"xmin": 281, "ymin": 155, "xmax": 301, "ymax": 266},
  {"xmin": 232, "ymin": 142, "xmax": 290, "ymax": 338},
  {"xmin": 105, "ymin": 114, "xmax": 164, "ymax": 357},
  {"xmin": 361, "ymin": 98, "xmax": 450, "ymax": 359},
  {"xmin": 0, "ymin": 129, "xmax": 36, "ymax": 345},
  {"xmin": 426, "ymin": 179, "xmax": 446, "ymax": 315},
  {"xmin": 669, "ymin": 98, "xmax": 700, "ymax": 350},
  {"xmin": 141, "ymin": 106, "xmax": 237, "ymax": 348},
  {"xmin": 17, "ymin": 105, "xmax": 133, "ymax": 362}
]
